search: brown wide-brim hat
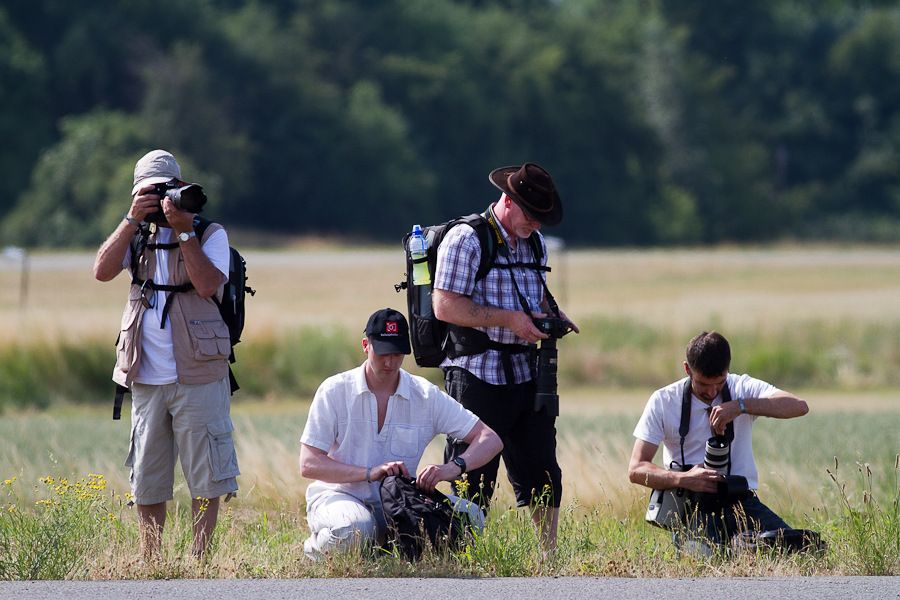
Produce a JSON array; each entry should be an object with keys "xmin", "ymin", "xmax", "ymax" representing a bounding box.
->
[{"xmin": 489, "ymin": 162, "xmax": 563, "ymax": 226}]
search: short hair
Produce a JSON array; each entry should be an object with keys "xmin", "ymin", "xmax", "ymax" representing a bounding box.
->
[{"xmin": 686, "ymin": 331, "xmax": 731, "ymax": 377}]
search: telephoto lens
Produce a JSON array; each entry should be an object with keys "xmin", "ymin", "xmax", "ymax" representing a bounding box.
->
[
  {"xmin": 704, "ymin": 437, "xmax": 730, "ymax": 474},
  {"xmin": 166, "ymin": 183, "xmax": 207, "ymax": 213}
]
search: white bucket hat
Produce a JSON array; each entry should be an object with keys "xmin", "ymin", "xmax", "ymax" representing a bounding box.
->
[{"xmin": 131, "ymin": 149, "xmax": 181, "ymax": 195}]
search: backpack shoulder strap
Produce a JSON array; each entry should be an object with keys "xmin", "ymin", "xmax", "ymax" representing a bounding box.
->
[
  {"xmin": 461, "ymin": 211, "xmax": 495, "ymax": 282},
  {"xmin": 193, "ymin": 215, "xmax": 222, "ymax": 243},
  {"xmin": 527, "ymin": 232, "xmax": 544, "ymax": 263}
]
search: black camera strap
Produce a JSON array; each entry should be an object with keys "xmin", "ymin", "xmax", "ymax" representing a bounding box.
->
[
  {"xmin": 678, "ymin": 378, "xmax": 734, "ymax": 470},
  {"xmin": 129, "ymin": 222, "xmax": 199, "ymax": 329},
  {"xmin": 485, "ymin": 209, "xmax": 559, "ymax": 319},
  {"xmin": 482, "ymin": 209, "xmax": 565, "ymax": 383}
]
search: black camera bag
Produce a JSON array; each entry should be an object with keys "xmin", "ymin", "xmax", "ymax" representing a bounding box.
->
[
  {"xmin": 379, "ymin": 475, "xmax": 465, "ymax": 561},
  {"xmin": 734, "ymin": 528, "xmax": 827, "ymax": 554}
]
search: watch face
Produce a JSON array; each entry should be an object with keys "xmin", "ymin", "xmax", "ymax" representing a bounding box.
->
[{"xmin": 179, "ymin": 231, "xmax": 190, "ymax": 241}]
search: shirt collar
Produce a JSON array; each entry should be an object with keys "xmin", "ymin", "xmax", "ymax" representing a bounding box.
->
[
  {"xmin": 489, "ymin": 201, "xmax": 515, "ymax": 246},
  {"xmin": 351, "ymin": 362, "xmax": 411, "ymax": 400}
]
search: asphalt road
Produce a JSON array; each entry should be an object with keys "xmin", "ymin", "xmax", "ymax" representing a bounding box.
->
[{"xmin": 1, "ymin": 577, "xmax": 898, "ymax": 600}]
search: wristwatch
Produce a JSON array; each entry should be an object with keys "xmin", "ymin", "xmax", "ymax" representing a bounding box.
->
[
  {"xmin": 177, "ymin": 230, "xmax": 197, "ymax": 243},
  {"xmin": 451, "ymin": 456, "xmax": 467, "ymax": 474},
  {"xmin": 738, "ymin": 397, "xmax": 747, "ymax": 414}
]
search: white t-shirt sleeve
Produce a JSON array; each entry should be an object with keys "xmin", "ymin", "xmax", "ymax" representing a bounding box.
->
[
  {"xmin": 300, "ymin": 382, "xmax": 339, "ymax": 452},
  {"xmin": 202, "ymin": 228, "xmax": 230, "ymax": 278},
  {"xmin": 431, "ymin": 386, "xmax": 479, "ymax": 440},
  {"xmin": 633, "ymin": 391, "xmax": 665, "ymax": 446}
]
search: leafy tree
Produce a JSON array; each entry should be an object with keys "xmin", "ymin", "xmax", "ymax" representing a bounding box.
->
[
  {"xmin": 0, "ymin": 8, "xmax": 52, "ymax": 220},
  {"xmin": 0, "ymin": 111, "xmax": 145, "ymax": 247}
]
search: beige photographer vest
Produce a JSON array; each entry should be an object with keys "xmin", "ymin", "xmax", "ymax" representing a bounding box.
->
[{"xmin": 112, "ymin": 223, "xmax": 229, "ymax": 388}]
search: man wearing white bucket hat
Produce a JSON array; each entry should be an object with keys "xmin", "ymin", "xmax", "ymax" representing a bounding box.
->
[{"xmin": 93, "ymin": 149, "xmax": 238, "ymax": 557}]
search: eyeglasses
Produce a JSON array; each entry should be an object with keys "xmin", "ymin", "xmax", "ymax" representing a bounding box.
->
[{"xmin": 140, "ymin": 279, "xmax": 156, "ymax": 309}]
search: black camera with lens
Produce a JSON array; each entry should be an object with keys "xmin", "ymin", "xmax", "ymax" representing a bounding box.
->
[
  {"xmin": 145, "ymin": 178, "xmax": 207, "ymax": 223},
  {"xmin": 700, "ymin": 435, "xmax": 750, "ymax": 509},
  {"xmin": 532, "ymin": 316, "xmax": 573, "ymax": 416}
]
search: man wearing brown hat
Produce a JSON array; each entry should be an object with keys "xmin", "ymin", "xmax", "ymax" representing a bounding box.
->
[
  {"xmin": 93, "ymin": 149, "xmax": 238, "ymax": 558},
  {"xmin": 433, "ymin": 163, "xmax": 578, "ymax": 551},
  {"xmin": 299, "ymin": 308, "xmax": 502, "ymax": 559}
]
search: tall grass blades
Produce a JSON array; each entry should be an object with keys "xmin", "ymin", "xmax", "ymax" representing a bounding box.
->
[{"xmin": 825, "ymin": 456, "xmax": 900, "ymax": 575}]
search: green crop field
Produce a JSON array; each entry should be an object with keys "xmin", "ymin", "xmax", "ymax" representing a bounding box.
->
[{"xmin": 0, "ymin": 246, "xmax": 898, "ymax": 578}]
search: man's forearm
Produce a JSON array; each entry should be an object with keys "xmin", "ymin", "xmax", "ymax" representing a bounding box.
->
[
  {"xmin": 459, "ymin": 426, "xmax": 503, "ymax": 472},
  {"xmin": 93, "ymin": 220, "xmax": 137, "ymax": 281},
  {"xmin": 629, "ymin": 461, "xmax": 685, "ymax": 490},
  {"xmin": 433, "ymin": 289, "xmax": 510, "ymax": 329},
  {"xmin": 745, "ymin": 392, "xmax": 809, "ymax": 419},
  {"xmin": 179, "ymin": 240, "xmax": 226, "ymax": 298},
  {"xmin": 300, "ymin": 451, "xmax": 368, "ymax": 483}
]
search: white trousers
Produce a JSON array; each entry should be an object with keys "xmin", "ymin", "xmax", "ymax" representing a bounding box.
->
[{"xmin": 303, "ymin": 490, "xmax": 485, "ymax": 558}]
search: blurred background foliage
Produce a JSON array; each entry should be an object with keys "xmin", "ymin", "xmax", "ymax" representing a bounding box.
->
[{"xmin": 2, "ymin": 0, "xmax": 900, "ymax": 247}]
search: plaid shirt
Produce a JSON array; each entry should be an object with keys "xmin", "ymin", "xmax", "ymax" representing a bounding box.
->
[{"xmin": 433, "ymin": 205, "xmax": 548, "ymax": 385}]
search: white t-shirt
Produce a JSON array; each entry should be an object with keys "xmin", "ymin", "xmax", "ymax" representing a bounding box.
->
[
  {"xmin": 301, "ymin": 364, "xmax": 479, "ymax": 506},
  {"xmin": 123, "ymin": 227, "xmax": 230, "ymax": 384},
  {"xmin": 632, "ymin": 373, "xmax": 780, "ymax": 490}
]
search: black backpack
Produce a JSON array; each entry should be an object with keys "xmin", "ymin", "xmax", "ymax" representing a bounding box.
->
[
  {"xmin": 113, "ymin": 217, "xmax": 255, "ymax": 419},
  {"xmin": 194, "ymin": 217, "xmax": 256, "ymax": 357},
  {"xmin": 395, "ymin": 208, "xmax": 544, "ymax": 368},
  {"xmin": 380, "ymin": 475, "xmax": 470, "ymax": 561}
]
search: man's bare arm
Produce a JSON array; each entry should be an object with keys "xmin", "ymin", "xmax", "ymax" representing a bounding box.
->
[{"xmin": 433, "ymin": 288, "xmax": 547, "ymax": 343}]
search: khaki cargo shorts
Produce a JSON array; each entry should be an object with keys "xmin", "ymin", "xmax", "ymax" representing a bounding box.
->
[{"xmin": 125, "ymin": 378, "xmax": 239, "ymax": 505}]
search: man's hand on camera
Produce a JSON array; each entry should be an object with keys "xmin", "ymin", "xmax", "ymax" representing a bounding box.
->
[
  {"xmin": 558, "ymin": 308, "xmax": 580, "ymax": 334},
  {"xmin": 129, "ymin": 183, "xmax": 164, "ymax": 223},
  {"xmin": 708, "ymin": 402, "xmax": 740, "ymax": 436},
  {"xmin": 162, "ymin": 198, "xmax": 194, "ymax": 234},
  {"xmin": 508, "ymin": 311, "xmax": 548, "ymax": 343},
  {"xmin": 678, "ymin": 464, "xmax": 723, "ymax": 493}
]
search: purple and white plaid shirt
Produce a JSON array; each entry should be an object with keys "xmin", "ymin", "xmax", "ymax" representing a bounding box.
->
[{"xmin": 433, "ymin": 204, "xmax": 548, "ymax": 385}]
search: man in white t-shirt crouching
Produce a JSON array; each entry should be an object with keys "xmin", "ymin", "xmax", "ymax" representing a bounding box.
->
[
  {"xmin": 628, "ymin": 331, "xmax": 809, "ymax": 553},
  {"xmin": 299, "ymin": 308, "xmax": 503, "ymax": 559}
]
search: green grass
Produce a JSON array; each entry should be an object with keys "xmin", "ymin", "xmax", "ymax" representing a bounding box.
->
[
  {"xmin": 1, "ymin": 247, "xmax": 899, "ymax": 577},
  {"xmin": 0, "ymin": 398, "xmax": 897, "ymax": 579},
  {"xmin": 2, "ymin": 316, "xmax": 900, "ymax": 410}
]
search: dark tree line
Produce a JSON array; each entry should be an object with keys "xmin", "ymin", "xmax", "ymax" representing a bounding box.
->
[{"xmin": 2, "ymin": 0, "xmax": 899, "ymax": 247}]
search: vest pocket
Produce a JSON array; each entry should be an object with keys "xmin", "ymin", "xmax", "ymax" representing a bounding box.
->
[
  {"xmin": 207, "ymin": 418, "xmax": 240, "ymax": 482},
  {"xmin": 188, "ymin": 319, "xmax": 232, "ymax": 361},
  {"xmin": 116, "ymin": 306, "xmax": 142, "ymax": 373}
]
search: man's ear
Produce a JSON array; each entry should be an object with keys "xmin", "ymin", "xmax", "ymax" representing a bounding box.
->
[
  {"xmin": 361, "ymin": 338, "xmax": 369, "ymax": 353},
  {"xmin": 683, "ymin": 361, "xmax": 691, "ymax": 377}
]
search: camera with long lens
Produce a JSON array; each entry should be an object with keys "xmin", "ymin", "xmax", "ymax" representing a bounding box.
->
[
  {"xmin": 532, "ymin": 316, "xmax": 573, "ymax": 415},
  {"xmin": 145, "ymin": 178, "xmax": 207, "ymax": 223},
  {"xmin": 704, "ymin": 436, "xmax": 731, "ymax": 474},
  {"xmin": 702, "ymin": 435, "xmax": 750, "ymax": 507}
]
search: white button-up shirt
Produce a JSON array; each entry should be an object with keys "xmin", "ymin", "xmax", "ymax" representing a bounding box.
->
[{"xmin": 301, "ymin": 364, "xmax": 479, "ymax": 505}]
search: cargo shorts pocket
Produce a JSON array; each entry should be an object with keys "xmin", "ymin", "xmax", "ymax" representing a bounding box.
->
[
  {"xmin": 188, "ymin": 319, "xmax": 232, "ymax": 361},
  {"xmin": 124, "ymin": 425, "xmax": 138, "ymax": 468},
  {"xmin": 208, "ymin": 418, "xmax": 240, "ymax": 482}
]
